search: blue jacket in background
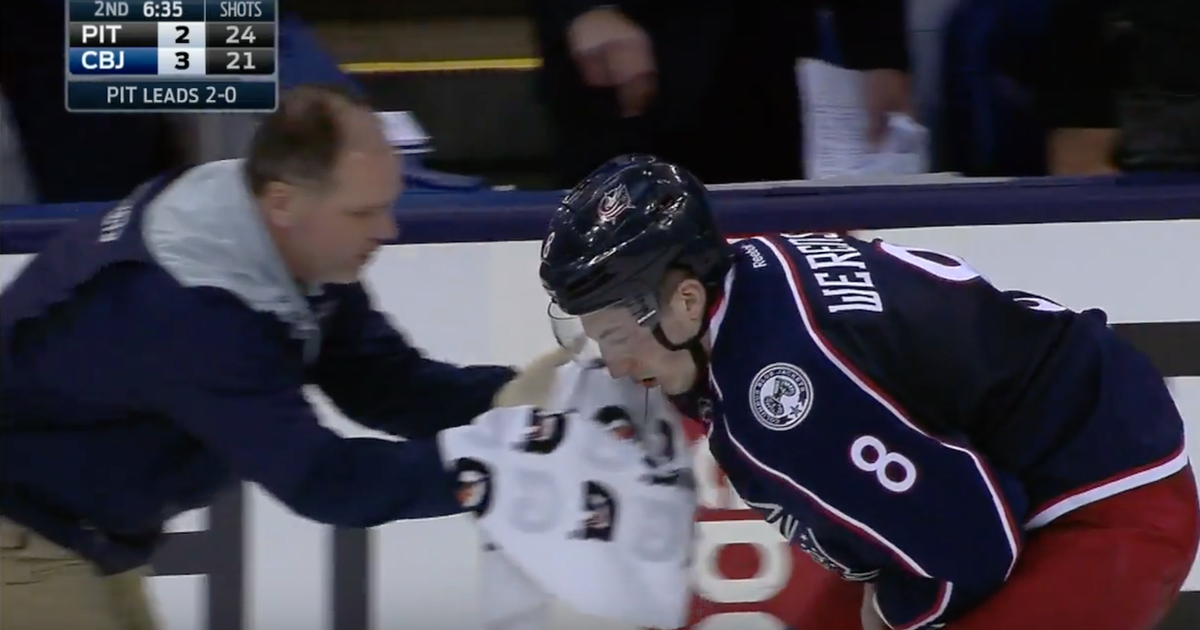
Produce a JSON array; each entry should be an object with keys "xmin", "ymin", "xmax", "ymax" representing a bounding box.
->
[{"xmin": 0, "ymin": 160, "xmax": 515, "ymax": 574}]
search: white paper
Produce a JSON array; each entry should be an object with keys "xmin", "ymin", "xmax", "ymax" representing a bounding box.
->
[{"xmin": 796, "ymin": 58, "xmax": 931, "ymax": 179}]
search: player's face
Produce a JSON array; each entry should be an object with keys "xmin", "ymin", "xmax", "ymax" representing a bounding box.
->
[
  {"xmin": 291, "ymin": 146, "xmax": 401, "ymax": 285},
  {"xmin": 578, "ymin": 280, "xmax": 707, "ymax": 395}
]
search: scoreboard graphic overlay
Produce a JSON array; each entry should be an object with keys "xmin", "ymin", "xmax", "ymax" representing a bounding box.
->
[{"xmin": 66, "ymin": 0, "xmax": 279, "ymax": 112}]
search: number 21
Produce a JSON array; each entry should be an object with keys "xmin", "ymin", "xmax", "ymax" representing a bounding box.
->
[{"xmin": 225, "ymin": 51, "xmax": 256, "ymax": 71}]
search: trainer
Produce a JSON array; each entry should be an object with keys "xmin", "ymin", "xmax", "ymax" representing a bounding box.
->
[{"xmin": 0, "ymin": 84, "xmax": 560, "ymax": 630}]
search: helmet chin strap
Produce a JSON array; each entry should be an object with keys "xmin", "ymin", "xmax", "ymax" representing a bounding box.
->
[
  {"xmin": 652, "ymin": 288, "xmax": 719, "ymax": 421},
  {"xmin": 651, "ymin": 323, "xmax": 710, "ymax": 381}
]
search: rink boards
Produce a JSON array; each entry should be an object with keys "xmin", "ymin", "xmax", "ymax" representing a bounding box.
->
[{"xmin": 0, "ymin": 176, "xmax": 1197, "ymax": 630}]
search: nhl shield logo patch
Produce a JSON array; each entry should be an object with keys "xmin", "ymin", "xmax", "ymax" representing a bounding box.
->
[{"xmin": 749, "ymin": 362, "xmax": 814, "ymax": 431}]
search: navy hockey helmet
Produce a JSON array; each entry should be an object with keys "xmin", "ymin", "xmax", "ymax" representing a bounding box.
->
[{"xmin": 539, "ymin": 154, "xmax": 733, "ymax": 359}]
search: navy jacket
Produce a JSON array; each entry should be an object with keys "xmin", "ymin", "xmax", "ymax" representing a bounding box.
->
[
  {"xmin": 703, "ymin": 233, "xmax": 1187, "ymax": 628},
  {"xmin": 0, "ymin": 160, "xmax": 516, "ymax": 574}
]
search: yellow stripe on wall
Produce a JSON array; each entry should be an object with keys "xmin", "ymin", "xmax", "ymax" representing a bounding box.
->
[{"xmin": 340, "ymin": 58, "xmax": 542, "ymax": 74}]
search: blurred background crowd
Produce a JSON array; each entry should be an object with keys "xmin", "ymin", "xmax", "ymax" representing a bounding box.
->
[{"xmin": 1, "ymin": 0, "xmax": 1198, "ymax": 207}]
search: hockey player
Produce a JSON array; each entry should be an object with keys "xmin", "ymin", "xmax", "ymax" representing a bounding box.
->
[
  {"xmin": 0, "ymin": 85, "xmax": 563, "ymax": 630},
  {"xmin": 538, "ymin": 154, "xmax": 1200, "ymax": 630}
]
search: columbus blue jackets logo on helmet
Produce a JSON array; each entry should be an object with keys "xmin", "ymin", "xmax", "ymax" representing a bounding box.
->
[
  {"xmin": 453, "ymin": 458, "xmax": 493, "ymax": 517},
  {"xmin": 570, "ymin": 480, "xmax": 618, "ymax": 541},
  {"xmin": 749, "ymin": 363, "xmax": 814, "ymax": 431},
  {"xmin": 514, "ymin": 408, "xmax": 569, "ymax": 454},
  {"xmin": 597, "ymin": 184, "xmax": 631, "ymax": 222}
]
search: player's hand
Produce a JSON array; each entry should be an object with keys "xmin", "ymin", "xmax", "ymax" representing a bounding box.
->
[
  {"xmin": 567, "ymin": 7, "xmax": 657, "ymax": 117},
  {"xmin": 861, "ymin": 583, "xmax": 887, "ymax": 630},
  {"xmin": 492, "ymin": 347, "xmax": 574, "ymax": 408},
  {"xmin": 863, "ymin": 69, "xmax": 914, "ymax": 148}
]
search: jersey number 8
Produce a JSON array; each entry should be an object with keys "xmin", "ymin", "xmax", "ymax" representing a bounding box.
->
[{"xmin": 850, "ymin": 435, "xmax": 917, "ymax": 493}]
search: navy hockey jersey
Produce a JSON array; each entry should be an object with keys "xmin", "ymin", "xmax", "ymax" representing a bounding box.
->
[
  {"xmin": 703, "ymin": 232, "xmax": 1187, "ymax": 629},
  {"xmin": 0, "ymin": 160, "xmax": 515, "ymax": 573}
]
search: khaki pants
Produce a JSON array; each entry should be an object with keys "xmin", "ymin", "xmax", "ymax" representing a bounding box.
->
[{"xmin": 0, "ymin": 518, "xmax": 160, "ymax": 630}]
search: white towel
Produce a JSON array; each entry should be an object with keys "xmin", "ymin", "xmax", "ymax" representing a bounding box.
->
[{"xmin": 438, "ymin": 362, "xmax": 696, "ymax": 630}]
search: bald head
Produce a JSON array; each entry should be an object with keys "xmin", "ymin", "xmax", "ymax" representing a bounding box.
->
[
  {"xmin": 248, "ymin": 84, "xmax": 402, "ymax": 285},
  {"xmin": 245, "ymin": 84, "xmax": 395, "ymax": 195}
]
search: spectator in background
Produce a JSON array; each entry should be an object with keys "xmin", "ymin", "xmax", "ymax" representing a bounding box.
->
[
  {"xmin": 941, "ymin": 0, "xmax": 1128, "ymax": 176},
  {"xmin": 1114, "ymin": 0, "xmax": 1200, "ymax": 172},
  {"xmin": 531, "ymin": 0, "xmax": 914, "ymax": 187},
  {"xmin": 1035, "ymin": 0, "xmax": 1125, "ymax": 175},
  {"xmin": 0, "ymin": 88, "xmax": 37, "ymax": 205}
]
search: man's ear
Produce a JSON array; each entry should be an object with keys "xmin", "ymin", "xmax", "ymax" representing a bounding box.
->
[
  {"xmin": 259, "ymin": 181, "xmax": 296, "ymax": 228},
  {"xmin": 674, "ymin": 278, "xmax": 708, "ymax": 323}
]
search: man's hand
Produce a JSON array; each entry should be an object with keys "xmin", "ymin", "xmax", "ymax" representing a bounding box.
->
[
  {"xmin": 863, "ymin": 69, "xmax": 914, "ymax": 148},
  {"xmin": 492, "ymin": 347, "xmax": 574, "ymax": 408},
  {"xmin": 1048, "ymin": 128, "xmax": 1119, "ymax": 175},
  {"xmin": 862, "ymin": 583, "xmax": 888, "ymax": 630},
  {"xmin": 567, "ymin": 7, "xmax": 657, "ymax": 117}
]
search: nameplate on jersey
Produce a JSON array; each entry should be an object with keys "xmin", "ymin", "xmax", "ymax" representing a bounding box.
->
[{"xmin": 757, "ymin": 233, "xmax": 884, "ymax": 315}]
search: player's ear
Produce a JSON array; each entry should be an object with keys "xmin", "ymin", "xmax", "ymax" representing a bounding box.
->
[{"xmin": 673, "ymin": 278, "xmax": 707, "ymax": 323}]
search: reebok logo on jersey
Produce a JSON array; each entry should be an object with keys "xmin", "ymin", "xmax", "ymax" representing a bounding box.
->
[{"xmin": 740, "ymin": 242, "xmax": 768, "ymax": 269}]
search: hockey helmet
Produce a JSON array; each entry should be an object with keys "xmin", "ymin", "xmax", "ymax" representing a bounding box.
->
[{"xmin": 540, "ymin": 154, "xmax": 732, "ymax": 365}]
